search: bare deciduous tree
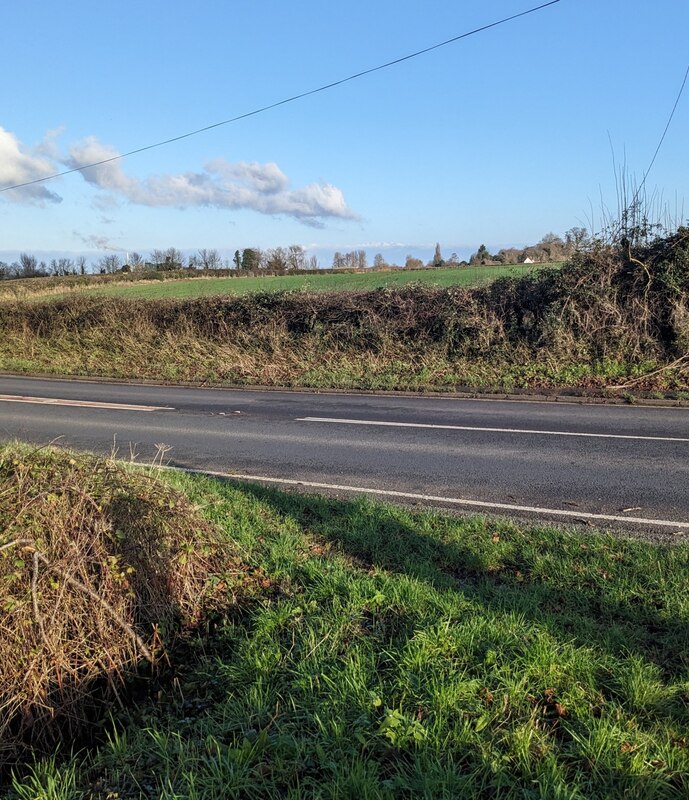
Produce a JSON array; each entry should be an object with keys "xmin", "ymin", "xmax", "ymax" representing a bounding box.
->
[
  {"xmin": 97, "ymin": 254, "xmax": 122, "ymax": 273},
  {"xmin": 197, "ymin": 248, "xmax": 223, "ymax": 270},
  {"xmin": 50, "ymin": 258, "xmax": 74, "ymax": 276},
  {"xmin": 265, "ymin": 247, "xmax": 288, "ymax": 272},
  {"xmin": 331, "ymin": 250, "xmax": 367, "ymax": 270},
  {"xmin": 128, "ymin": 252, "xmax": 145, "ymax": 270},
  {"xmin": 150, "ymin": 248, "xmax": 184, "ymax": 271},
  {"xmin": 287, "ymin": 244, "xmax": 306, "ymax": 271},
  {"xmin": 19, "ymin": 253, "xmax": 39, "ymax": 278}
]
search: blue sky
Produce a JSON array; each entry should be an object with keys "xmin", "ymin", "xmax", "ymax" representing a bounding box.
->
[{"xmin": 1, "ymin": 0, "xmax": 687, "ymax": 268}]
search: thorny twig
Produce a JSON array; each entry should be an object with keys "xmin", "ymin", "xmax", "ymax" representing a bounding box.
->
[
  {"xmin": 1, "ymin": 536, "xmax": 155, "ymax": 664},
  {"xmin": 31, "ymin": 550, "xmax": 48, "ymax": 648},
  {"xmin": 610, "ymin": 353, "xmax": 689, "ymax": 390},
  {"xmin": 34, "ymin": 551, "xmax": 155, "ymax": 663}
]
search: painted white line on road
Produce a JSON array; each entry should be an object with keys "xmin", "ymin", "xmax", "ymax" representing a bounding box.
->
[
  {"xmin": 0, "ymin": 394, "xmax": 174, "ymax": 412},
  {"xmin": 297, "ymin": 416, "xmax": 689, "ymax": 443},
  {"xmin": 157, "ymin": 466, "xmax": 689, "ymax": 530}
]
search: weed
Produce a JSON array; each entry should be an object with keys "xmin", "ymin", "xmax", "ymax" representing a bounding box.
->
[{"xmin": 0, "ymin": 445, "xmax": 238, "ymax": 764}]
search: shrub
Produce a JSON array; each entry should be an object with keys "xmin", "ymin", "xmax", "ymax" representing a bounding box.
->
[{"xmin": 0, "ymin": 446, "xmax": 232, "ymax": 763}]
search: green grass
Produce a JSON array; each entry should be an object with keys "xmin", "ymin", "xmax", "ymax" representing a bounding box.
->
[
  {"xmin": 18, "ymin": 263, "xmax": 555, "ymax": 302},
  {"xmin": 5, "ymin": 455, "xmax": 689, "ymax": 799}
]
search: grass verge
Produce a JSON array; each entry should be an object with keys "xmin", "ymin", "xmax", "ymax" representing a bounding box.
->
[{"xmin": 3, "ymin": 445, "xmax": 689, "ymax": 798}]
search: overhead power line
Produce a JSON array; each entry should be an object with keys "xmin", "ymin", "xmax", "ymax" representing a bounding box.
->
[
  {"xmin": 638, "ymin": 60, "xmax": 689, "ymax": 194},
  {"xmin": 1, "ymin": 0, "xmax": 561, "ymax": 194},
  {"xmin": 612, "ymin": 58, "xmax": 689, "ymax": 237}
]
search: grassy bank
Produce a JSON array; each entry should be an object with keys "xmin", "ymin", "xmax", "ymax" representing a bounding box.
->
[
  {"xmin": 2, "ymin": 444, "xmax": 689, "ymax": 798},
  {"xmin": 0, "ymin": 232, "xmax": 687, "ymax": 393}
]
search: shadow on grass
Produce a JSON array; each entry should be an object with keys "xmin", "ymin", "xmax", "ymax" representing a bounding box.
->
[
  {"xmin": 201, "ymin": 479, "xmax": 689, "ymax": 797},
  {"xmin": 232, "ymin": 481, "xmax": 689, "ymax": 682},
  {"xmin": 10, "ymin": 474, "xmax": 685, "ymax": 798}
]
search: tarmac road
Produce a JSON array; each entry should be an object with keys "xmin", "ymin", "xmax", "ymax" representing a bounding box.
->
[{"xmin": 1, "ymin": 375, "xmax": 688, "ymax": 537}]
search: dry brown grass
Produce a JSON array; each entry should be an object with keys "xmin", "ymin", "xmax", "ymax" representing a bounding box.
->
[{"xmin": 0, "ymin": 445, "xmax": 236, "ymax": 764}]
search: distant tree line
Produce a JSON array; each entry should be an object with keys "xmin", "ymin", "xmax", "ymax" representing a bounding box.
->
[
  {"xmin": 0, "ymin": 253, "xmax": 89, "ymax": 280},
  {"xmin": 0, "ymin": 245, "xmax": 319, "ymax": 281},
  {"xmin": 468, "ymin": 228, "xmax": 590, "ymax": 266},
  {"xmin": 0, "ymin": 229, "xmax": 591, "ymax": 282},
  {"xmin": 234, "ymin": 245, "xmax": 318, "ymax": 273}
]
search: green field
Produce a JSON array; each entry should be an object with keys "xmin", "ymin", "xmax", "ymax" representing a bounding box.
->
[
  {"xmin": 3, "ymin": 445, "xmax": 689, "ymax": 799},
  {"xmin": 89, "ymin": 264, "xmax": 551, "ymax": 299},
  {"xmin": 10, "ymin": 263, "xmax": 556, "ymax": 302}
]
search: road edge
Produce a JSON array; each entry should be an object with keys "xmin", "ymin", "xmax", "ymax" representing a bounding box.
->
[{"xmin": 1, "ymin": 370, "xmax": 688, "ymax": 408}]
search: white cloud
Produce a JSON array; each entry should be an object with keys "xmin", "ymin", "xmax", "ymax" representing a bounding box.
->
[
  {"xmin": 0, "ymin": 127, "xmax": 62, "ymax": 204},
  {"xmin": 1, "ymin": 127, "xmax": 359, "ymax": 225},
  {"xmin": 207, "ymin": 159, "xmax": 289, "ymax": 193},
  {"xmin": 64, "ymin": 137, "xmax": 359, "ymax": 224},
  {"xmin": 35, "ymin": 125, "xmax": 66, "ymax": 161},
  {"xmin": 66, "ymin": 138, "xmax": 140, "ymax": 196}
]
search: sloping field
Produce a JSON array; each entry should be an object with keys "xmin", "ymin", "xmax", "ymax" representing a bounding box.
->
[
  {"xmin": 0, "ymin": 263, "xmax": 551, "ymax": 302},
  {"xmin": 82, "ymin": 263, "xmax": 549, "ymax": 300}
]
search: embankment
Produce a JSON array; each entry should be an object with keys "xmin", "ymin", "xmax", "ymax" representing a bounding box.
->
[{"xmin": 1, "ymin": 231, "xmax": 687, "ymax": 393}]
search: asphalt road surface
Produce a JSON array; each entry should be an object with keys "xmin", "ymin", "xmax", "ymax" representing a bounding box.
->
[{"xmin": 1, "ymin": 375, "xmax": 688, "ymax": 536}]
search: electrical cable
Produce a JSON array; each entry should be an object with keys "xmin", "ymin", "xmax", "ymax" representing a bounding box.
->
[
  {"xmin": 611, "ymin": 59, "xmax": 689, "ymax": 239},
  {"xmin": 0, "ymin": 0, "xmax": 561, "ymax": 194},
  {"xmin": 637, "ymin": 60, "xmax": 689, "ymax": 195}
]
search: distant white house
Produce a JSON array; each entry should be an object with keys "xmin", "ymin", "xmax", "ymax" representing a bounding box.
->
[{"xmin": 522, "ymin": 257, "xmax": 536, "ymax": 264}]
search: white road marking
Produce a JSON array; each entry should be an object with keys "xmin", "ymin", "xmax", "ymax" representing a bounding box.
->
[
  {"xmin": 0, "ymin": 394, "xmax": 174, "ymax": 412},
  {"xmin": 297, "ymin": 416, "xmax": 689, "ymax": 443},
  {"xmin": 158, "ymin": 466, "xmax": 689, "ymax": 531}
]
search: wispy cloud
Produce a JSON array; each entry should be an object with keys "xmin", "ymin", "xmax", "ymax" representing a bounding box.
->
[
  {"xmin": 0, "ymin": 127, "xmax": 62, "ymax": 204},
  {"xmin": 34, "ymin": 126, "xmax": 66, "ymax": 161},
  {"xmin": 72, "ymin": 230, "xmax": 123, "ymax": 251}
]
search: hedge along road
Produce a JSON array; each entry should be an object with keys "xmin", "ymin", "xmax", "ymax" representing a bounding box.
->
[{"xmin": 0, "ymin": 375, "xmax": 688, "ymax": 538}]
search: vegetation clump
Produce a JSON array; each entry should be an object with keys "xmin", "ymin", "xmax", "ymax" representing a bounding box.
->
[
  {"xmin": 487, "ymin": 226, "xmax": 689, "ymax": 376},
  {"xmin": 0, "ymin": 445, "xmax": 233, "ymax": 764}
]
